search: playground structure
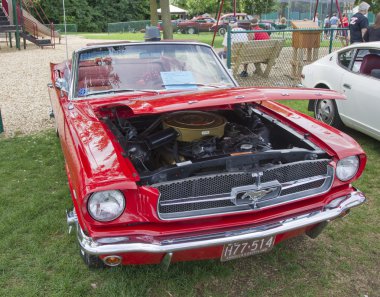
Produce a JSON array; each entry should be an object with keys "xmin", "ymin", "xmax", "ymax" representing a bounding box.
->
[{"xmin": 0, "ymin": 0, "xmax": 60, "ymax": 49}]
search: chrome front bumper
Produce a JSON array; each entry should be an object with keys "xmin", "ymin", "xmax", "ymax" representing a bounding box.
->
[{"xmin": 68, "ymin": 191, "xmax": 365, "ymax": 256}]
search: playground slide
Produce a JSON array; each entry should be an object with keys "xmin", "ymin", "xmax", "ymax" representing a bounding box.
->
[{"xmin": 21, "ymin": 8, "xmax": 60, "ymax": 39}]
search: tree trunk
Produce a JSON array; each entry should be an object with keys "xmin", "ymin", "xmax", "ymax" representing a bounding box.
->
[
  {"xmin": 160, "ymin": 0, "xmax": 173, "ymax": 39},
  {"xmin": 150, "ymin": 0, "xmax": 159, "ymax": 26}
]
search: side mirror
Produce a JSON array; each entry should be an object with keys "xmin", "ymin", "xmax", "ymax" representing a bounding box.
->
[
  {"xmin": 55, "ymin": 78, "xmax": 69, "ymax": 98},
  {"xmin": 55, "ymin": 78, "xmax": 67, "ymax": 91}
]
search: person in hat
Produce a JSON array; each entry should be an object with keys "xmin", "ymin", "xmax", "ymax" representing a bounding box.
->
[
  {"xmin": 349, "ymin": 2, "xmax": 370, "ymax": 43},
  {"xmin": 144, "ymin": 26, "xmax": 161, "ymax": 41},
  {"xmin": 249, "ymin": 18, "xmax": 270, "ymax": 41}
]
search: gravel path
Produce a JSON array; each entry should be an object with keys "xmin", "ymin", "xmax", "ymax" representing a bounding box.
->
[{"xmin": 0, "ymin": 35, "xmax": 119, "ymax": 138}]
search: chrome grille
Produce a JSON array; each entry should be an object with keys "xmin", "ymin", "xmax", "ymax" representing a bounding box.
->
[{"xmin": 154, "ymin": 159, "xmax": 333, "ymax": 220}]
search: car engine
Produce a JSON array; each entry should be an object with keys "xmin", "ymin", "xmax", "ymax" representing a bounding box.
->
[
  {"xmin": 101, "ymin": 105, "xmax": 322, "ymax": 184},
  {"xmin": 110, "ymin": 110, "xmax": 270, "ymax": 169}
]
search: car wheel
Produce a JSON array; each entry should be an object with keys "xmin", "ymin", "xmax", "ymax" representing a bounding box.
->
[
  {"xmin": 218, "ymin": 27, "xmax": 226, "ymax": 36},
  {"xmin": 187, "ymin": 27, "xmax": 196, "ymax": 34},
  {"xmin": 80, "ymin": 248, "xmax": 105, "ymax": 269},
  {"xmin": 314, "ymin": 99, "xmax": 344, "ymax": 129}
]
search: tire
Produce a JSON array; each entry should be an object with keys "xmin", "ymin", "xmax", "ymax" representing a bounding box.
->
[
  {"xmin": 80, "ymin": 248, "xmax": 105, "ymax": 269},
  {"xmin": 218, "ymin": 27, "xmax": 226, "ymax": 36},
  {"xmin": 314, "ymin": 99, "xmax": 344, "ymax": 129},
  {"xmin": 187, "ymin": 27, "xmax": 196, "ymax": 34}
]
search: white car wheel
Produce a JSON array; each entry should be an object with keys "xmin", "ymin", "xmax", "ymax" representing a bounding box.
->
[
  {"xmin": 218, "ymin": 27, "xmax": 226, "ymax": 36},
  {"xmin": 187, "ymin": 27, "xmax": 196, "ymax": 34}
]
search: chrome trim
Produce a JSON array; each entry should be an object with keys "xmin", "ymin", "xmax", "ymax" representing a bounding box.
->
[
  {"xmin": 160, "ymin": 194, "xmax": 232, "ymax": 206},
  {"xmin": 156, "ymin": 163, "xmax": 334, "ymax": 220},
  {"xmin": 160, "ymin": 252, "xmax": 173, "ymax": 271},
  {"xmin": 76, "ymin": 191, "xmax": 365, "ymax": 256},
  {"xmin": 281, "ymin": 175, "xmax": 326, "ymax": 189},
  {"xmin": 66, "ymin": 209, "xmax": 78, "ymax": 234}
]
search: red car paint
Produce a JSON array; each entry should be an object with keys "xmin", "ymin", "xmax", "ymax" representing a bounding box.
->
[{"xmin": 49, "ymin": 42, "xmax": 366, "ymax": 266}]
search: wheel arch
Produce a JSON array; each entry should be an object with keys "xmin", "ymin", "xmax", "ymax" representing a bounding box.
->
[{"xmin": 307, "ymin": 83, "xmax": 331, "ymax": 111}]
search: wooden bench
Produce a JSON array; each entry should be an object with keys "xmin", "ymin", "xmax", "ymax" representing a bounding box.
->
[{"xmin": 231, "ymin": 39, "xmax": 285, "ymax": 78}]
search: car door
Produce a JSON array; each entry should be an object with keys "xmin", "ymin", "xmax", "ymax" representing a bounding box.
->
[
  {"xmin": 339, "ymin": 48, "xmax": 380, "ymax": 139},
  {"xmin": 196, "ymin": 19, "xmax": 207, "ymax": 31}
]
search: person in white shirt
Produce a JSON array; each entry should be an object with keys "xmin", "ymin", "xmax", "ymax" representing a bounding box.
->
[
  {"xmin": 313, "ymin": 12, "xmax": 319, "ymax": 27},
  {"xmin": 219, "ymin": 22, "xmax": 249, "ymax": 76}
]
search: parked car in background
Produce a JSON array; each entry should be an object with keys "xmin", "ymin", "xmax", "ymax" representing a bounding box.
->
[
  {"xmin": 177, "ymin": 16, "xmax": 216, "ymax": 34},
  {"xmin": 210, "ymin": 13, "xmax": 253, "ymax": 35},
  {"xmin": 302, "ymin": 41, "xmax": 380, "ymax": 141},
  {"xmin": 259, "ymin": 20, "xmax": 277, "ymax": 30},
  {"xmin": 49, "ymin": 40, "xmax": 366, "ymax": 268},
  {"xmin": 210, "ymin": 14, "xmax": 276, "ymax": 35},
  {"xmin": 157, "ymin": 20, "xmax": 179, "ymax": 32}
]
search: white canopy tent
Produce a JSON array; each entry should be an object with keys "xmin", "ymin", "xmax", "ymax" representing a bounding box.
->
[{"xmin": 157, "ymin": 4, "xmax": 187, "ymax": 15}]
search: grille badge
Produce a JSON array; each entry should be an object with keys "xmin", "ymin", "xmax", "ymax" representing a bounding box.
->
[{"xmin": 231, "ymin": 180, "xmax": 282, "ymax": 208}]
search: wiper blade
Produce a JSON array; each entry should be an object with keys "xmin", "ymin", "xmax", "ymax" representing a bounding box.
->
[{"xmin": 86, "ymin": 88, "xmax": 160, "ymax": 96}]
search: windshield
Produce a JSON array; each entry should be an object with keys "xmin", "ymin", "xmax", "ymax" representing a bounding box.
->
[{"xmin": 74, "ymin": 43, "xmax": 234, "ymax": 98}]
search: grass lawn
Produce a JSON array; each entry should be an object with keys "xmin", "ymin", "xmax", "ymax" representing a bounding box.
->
[
  {"xmin": 0, "ymin": 101, "xmax": 379, "ymax": 296},
  {"xmin": 78, "ymin": 31, "xmax": 344, "ymax": 50},
  {"xmin": 80, "ymin": 32, "xmax": 225, "ymax": 48}
]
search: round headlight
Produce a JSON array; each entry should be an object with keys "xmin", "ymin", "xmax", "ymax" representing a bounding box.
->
[
  {"xmin": 336, "ymin": 156, "xmax": 359, "ymax": 181},
  {"xmin": 88, "ymin": 190, "xmax": 125, "ymax": 222}
]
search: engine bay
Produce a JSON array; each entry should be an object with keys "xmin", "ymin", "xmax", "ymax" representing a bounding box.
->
[{"xmin": 101, "ymin": 104, "xmax": 326, "ymax": 184}]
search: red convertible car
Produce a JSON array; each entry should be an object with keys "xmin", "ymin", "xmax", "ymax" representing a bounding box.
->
[{"xmin": 48, "ymin": 41, "xmax": 366, "ymax": 268}]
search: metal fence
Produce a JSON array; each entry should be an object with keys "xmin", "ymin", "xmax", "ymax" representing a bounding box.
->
[
  {"xmin": 226, "ymin": 27, "xmax": 349, "ymax": 87},
  {"xmin": 44, "ymin": 23, "xmax": 77, "ymax": 33},
  {"xmin": 260, "ymin": 12, "xmax": 376, "ymax": 25},
  {"xmin": 108, "ymin": 21, "xmax": 150, "ymax": 33}
]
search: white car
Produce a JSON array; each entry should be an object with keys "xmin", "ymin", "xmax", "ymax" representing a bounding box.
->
[{"xmin": 302, "ymin": 41, "xmax": 380, "ymax": 141}]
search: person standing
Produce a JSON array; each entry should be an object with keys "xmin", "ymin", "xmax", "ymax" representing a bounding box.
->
[
  {"xmin": 324, "ymin": 15, "xmax": 330, "ymax": 39},
  {"xmin": 364, "ymin": 12, "xmax": 380, "ymax": 42},
  {"xmin": 340, "ymin": 13, "xmax": 349, "ymax": 40},
  {"xmin": 313, "ymin": 12, "xmax": 319, "ymax": 27},
  {"xmin": 330, "ymin": 13, "xmax": 339, "ymax": 38},
  {"xmin": 349, "ymin": 2, "xmax": 370, "ymax": 43}
]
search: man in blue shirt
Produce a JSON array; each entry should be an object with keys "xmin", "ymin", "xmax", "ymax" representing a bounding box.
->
[
  {"xmin": 330, "ymin": 13, "xmax": 339, "ymax": 38},
  {"xmin": 349, "ymin": 2, "xmax": 370, "ymax": 43}
]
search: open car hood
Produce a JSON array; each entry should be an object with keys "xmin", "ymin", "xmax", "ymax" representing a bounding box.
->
[{"xmin": 94, "ymin": 87, "xmax": 345, "ymax": 115}]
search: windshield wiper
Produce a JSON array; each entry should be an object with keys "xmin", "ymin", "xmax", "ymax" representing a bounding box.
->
[
  {"xmin": 162, "ymin": 83, "xmax": 232, "ymax": 89},
  {"xmin": 85, "ymin": 88, "xmax": 160, "ymax": 97}
]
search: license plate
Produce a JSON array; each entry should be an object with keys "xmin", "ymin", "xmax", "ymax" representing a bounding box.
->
[{"xmin": 221, "ymin": 236, "xmax": 275, "ymax": 262}]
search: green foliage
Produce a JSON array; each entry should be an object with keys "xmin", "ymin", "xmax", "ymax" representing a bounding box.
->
[
  {"xmin": 172, "ymin": 0, "xmax": 277, "ymax": 18},
  {"xmin": 368, "ymin": 0, "xmax": 380, "ymax": 12},
  {"xmin": 172, "ymin": 0, "xmax": 233, "ymax": 17},
  {"xmin": 35, "ymin": 0, "xmax": 150, "ymax": 32},
  {"xmin": 241, "ymin": 0, "xmax": 276, "ymax": 17}
]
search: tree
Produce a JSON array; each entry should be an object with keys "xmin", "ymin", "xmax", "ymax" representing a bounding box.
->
[
  {"xmin": 160, "ymin": 0, "xmax": 173, "ymax": 39},
  {"xmin": 150, "ymin": 0, "xmax": 159, "ymax": 26},
  {"xmin": 37, "ymin": 0, "xmax": 150, "ymax": 32},
  {"xmin": 241, "ymin": 0, "xmax": 276, "ymax": 18},
  {"xmin": 368, "ymin": 0, "xmax": 380, "ymax": 13}
]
